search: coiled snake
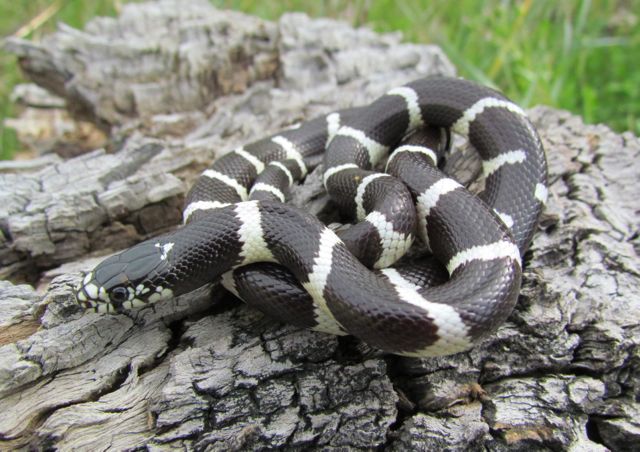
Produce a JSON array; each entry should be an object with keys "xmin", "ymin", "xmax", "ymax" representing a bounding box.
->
[{"xmin": 76, "ymin": 77, "xmax": 547, "ymax": 357}]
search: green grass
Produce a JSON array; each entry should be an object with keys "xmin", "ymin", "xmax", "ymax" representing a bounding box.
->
[
  {"xmin": 1, "ymin": 0, "xmax": 638, "ymax": 159},
  {"xmin": 213, "ymin": 0, "xmax": 639, "ymax": 134},
  {"xmin": 0, "ymin": 0, "xmax": 123, "ymax": 159}
]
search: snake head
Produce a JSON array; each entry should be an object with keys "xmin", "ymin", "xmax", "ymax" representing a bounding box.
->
[{"xmin": 75, "ymin": 240, "xmax": 175, "ymax": 313}]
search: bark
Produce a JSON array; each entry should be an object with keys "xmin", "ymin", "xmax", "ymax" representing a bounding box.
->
[{"xmin": 0, "ymin": 1, "xmax": 638, "ymax": 450}]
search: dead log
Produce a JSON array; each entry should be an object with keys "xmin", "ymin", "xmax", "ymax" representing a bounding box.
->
[{"xmin": 0, "ymin": 1, "xmax": 638, "ymax": 450}]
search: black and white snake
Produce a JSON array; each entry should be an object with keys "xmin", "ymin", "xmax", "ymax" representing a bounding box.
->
[{"xmin": 75, "ymin": 77, "xmax": 547, "ymax": 357}]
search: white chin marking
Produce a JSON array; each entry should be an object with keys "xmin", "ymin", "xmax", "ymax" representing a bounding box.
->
[
  {"xmin": 131, "ymin": 298, "xmax": 148, "ymax": 308},
  {"xmin": 235, "ymin": 201, "xmax": 276, "ymax": 265},
  {"xmin": 453, "ymin": 97, "xmax": 527, "ymax": 136},
  {"xmin": 447, "ymin": 240, "xmax": 521, "ymax": 275},
  {"xmin": 183, "ymin": 201, "xmax": 231, "ymax": 223},
  {"xmin": 334, "ymin": 126, "xmax": 389, "ymax": 166},
  {"xmin": 301, "ymin": 228, "xmax": 346, "ymax": 336},
  {"xmin": 84, "ymin": 283, "xmax": 99, "ymax": 300},
  {"xmin": 147, "ymin": 287, "xmax": 173, "ymax": 304},
  {"xmin": 380, "ymin": 268, "xmax": 472, "ymax": 357}
]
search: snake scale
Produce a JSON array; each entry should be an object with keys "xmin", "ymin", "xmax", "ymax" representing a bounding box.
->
[{"xmin": 76, "ymin": 76, "xmax": 548, "ymax": 357}]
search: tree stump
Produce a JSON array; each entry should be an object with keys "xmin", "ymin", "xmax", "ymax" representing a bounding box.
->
[{"xmin": 1, "ymin": 1, "xmax": 638, "ymax": 450}]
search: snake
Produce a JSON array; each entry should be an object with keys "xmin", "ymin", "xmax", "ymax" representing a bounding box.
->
[{"xmin": 75, "ymin": 76, "xmax": 547, "ymax": 357}]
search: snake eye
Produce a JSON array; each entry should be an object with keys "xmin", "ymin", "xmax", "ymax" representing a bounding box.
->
[{"xmin": 111, "ymin": 287, "xmax": 129, "ymax": 304}]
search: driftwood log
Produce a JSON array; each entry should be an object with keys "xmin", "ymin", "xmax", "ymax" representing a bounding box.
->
[{"xmin": 1, "ymin": 1, "xmax": 639, "ymax": 450}]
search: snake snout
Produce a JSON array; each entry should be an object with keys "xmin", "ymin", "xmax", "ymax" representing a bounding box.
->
[
  {"xmin": 75, "ymin": 270, "xmax": 104, "ymax": 311},
  {"xmin": 74, "ymin": 241, "xmax": 176, "ymax": 313}
]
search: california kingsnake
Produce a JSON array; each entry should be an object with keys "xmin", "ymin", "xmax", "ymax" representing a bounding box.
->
[{"xmin": 75, "ymin": 77, "xmax": 547, "ymax": 357}]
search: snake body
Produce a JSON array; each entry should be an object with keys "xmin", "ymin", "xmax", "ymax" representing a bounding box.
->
[{"xmin": 76, "ymin": 77, "xmax": 547, "ymax": 357}]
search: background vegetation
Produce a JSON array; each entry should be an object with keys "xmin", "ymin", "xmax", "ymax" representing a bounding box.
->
[{"xmin": 1, "ymin": 0, "xmax": 638, "ymax": 159}]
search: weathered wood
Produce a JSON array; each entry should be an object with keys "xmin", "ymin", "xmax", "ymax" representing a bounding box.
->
[
  {"xmin": 1, "ymin": 0, "xmax": 453, "ymax": 283},
  {"xmin": 0, "ymin": 0, "xmax": 638, "ymax": 450}
]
